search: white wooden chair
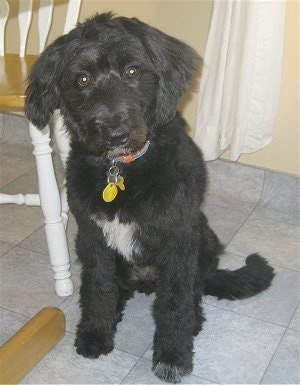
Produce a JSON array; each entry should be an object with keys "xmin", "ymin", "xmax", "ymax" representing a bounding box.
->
[{"xmin": 0, "ymin": 0, "xmax": 81, "ymax": 296}]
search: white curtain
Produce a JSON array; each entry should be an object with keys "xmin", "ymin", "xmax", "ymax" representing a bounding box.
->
[{"xmin": 194, "ymin": 0, "xmax": 286, "ymax": 161}]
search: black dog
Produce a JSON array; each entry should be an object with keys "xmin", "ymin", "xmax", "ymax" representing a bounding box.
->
[{"xmin": 25, "ymin": 13, "xmax": 274, "ymax": 383}]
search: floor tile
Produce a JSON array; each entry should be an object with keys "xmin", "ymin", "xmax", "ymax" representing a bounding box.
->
[
  {"xmin": 0, "ymin": 241, "xmax": 14, "ymax": 257},
  {"xmin": 1, "ymin": 151, "xmax": 64, "ymax": 193},
  {"xmin": 143, "ymin": 306, "xmax": 285, "ymax": 384},
  {"xmin": 114, "ymin": 292, "xmax": 155, "ymax": 356},
  {"xmin": 255, "ymin": 171, "xmax": 300, "ymax": 226},
  {"xmin": 2, "ymin": 113, "xmax": 29, "ymax": 143},
  {"xmin": 192, "ymin": 305, "xmax": 285, "ymax": 384},
  {"xmin": 65, "ymin": 214, "xmax": 79, "ymax": 260},
  {"xmin": 122, "ymin": 358, "xmax": 213, "ymax": 384},
  {"xmin": 20, "ymin": 213, "xmax": 78, "ymax": 262},
  {"xmin": 59, "ymin": 289, "xmax": 81, "ymax": 333},
  {"xmin": 0, "ymin": 308, "xmax": 29, "ymax": 345},
  {"xmin": 204, "ymin": 253, "xmax": 300, "ymax": 327},
  {"xmin": 261, "ymin": 329, "xmax": 300, "ymax": 384},
  {"xmin": 21, "ymin": 332, "xmax": 138, "ymax": 384},
  {"xmin": 205, "ymin": 160, "xmax": 264, "ymax": 212},
  {"xmin": 19, "ymin": 225, "xmax": 53, "ymax": 255},
  {"xmin": 227, "ymin": 214, "xmax": 300, "ymax": 271},
  {"xmin": 0, "ymin": 154, "xmax": 35, "ymax": 188},
  {"xmin": 0, "ymin": 141, "xmax": 34, "ymax": 160},
  {"xmin": 0, "ymin": 113, "xmax": 3, "ymax": 136},
  {"xmin": 61, "ymin": 290, "xmax": 156, "ymax": 358},
  {"xmin": 202, "ymin": 203, "xmax": 249, "ymax": 245},
  {"xmin": 289, "ymin": 303, "xmax": 300, "ymax": 331},
  {"xmin": 51, "ymin": 151, "xmax": 66, "ymax": 187},
  {"xmin": 0, "ymin": 204, "xmax": 43, "ymax": 244},
  {"xmin": 0, "ymin": 246, "xmax": 74, "ymax": 317},
  {"xmin": 1, "ymin": 136, "xmax": 299, "ymax": 385},
  {"xmin": 142, "ymin": 346, "xmax": 153, "ymax": 361},
  {"xmin": 1, "ymin": 167, "xmax": 38, "ymax": 195}
]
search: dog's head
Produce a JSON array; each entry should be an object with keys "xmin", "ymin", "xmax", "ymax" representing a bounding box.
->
[{"xmin": 25, "ymin": 12, "xmax": 199, "ymax": 154}]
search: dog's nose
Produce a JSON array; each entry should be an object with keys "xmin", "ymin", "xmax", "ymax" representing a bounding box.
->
[
  {"xmin": 91, "ymin": 115, "xmax": 130, "ymax": 149},
  {"xmin": 107, "ymin": 132, "xmax": 129, "ymax": 148},
  {"xmin": 102, "ymin": 117, "xmax": 130, "ymax": 148}
]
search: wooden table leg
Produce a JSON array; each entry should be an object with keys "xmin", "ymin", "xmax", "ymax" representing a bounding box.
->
[{"xmin": 0, "ymin": 307, "xmax": 66, "ymax": 384}]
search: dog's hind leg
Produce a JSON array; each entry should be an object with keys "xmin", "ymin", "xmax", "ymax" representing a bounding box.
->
[
  {"xmin": 192, "ymin": 284, "xmax": 206, "ymax": 336},
  {"xmin": 190, "ymin": 212, "xmax": 222, "ymax": 336},
  {"xmin": 198, "ymin": 212, "xmax": 224, "ymax": 272}
]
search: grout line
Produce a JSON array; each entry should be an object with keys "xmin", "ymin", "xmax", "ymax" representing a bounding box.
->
[
  {"xmin": 120, "ymin": 355, "xmax": 143, "ymax": 384},
  {"xmin": 202, "ymin": 300, "xmax": 288, "ymax": 330},
  {"xmin": 0, "ymin": 306, "xmax": 31, "ymax": 322},
  {"xmin": 59, "ymin": 286, "xmax": 80, "ymax": 308},
  {"xmin": 14, "ymin": 224, "xmax": 46, "ymax": 252},
  {"xmin": 220, "ymin": 251, "xmax": 300, "ymax": 275},
  {"xmin": 222, "ymin": 208, "xmax": 256, "ymax": 248},
  {"xmin": 0, "ymin": 241, "xmax": 15, "ymax": 259},
  {"xmin": 120, "ymin": 339, "xmax": 155, "ymax": 384},
  {"xmin": 225, "ymin": 169, "xmax": 266, "ymax": 247},
  {"xmin": 218, "ymin": 157, "xmax": 299, "ymax": 178},
  {"xmin": 258, "ymin": 326, "xmax": 289, "ymax": 385},
  {"xmin": 286, "ymin": 299, "xmax": 300, "ymax": 331},
  {"xmin": 253, "ymin": 167, "xmax": 266, "ymax": 211},
  {"xmin": 0, "ymin": 243, "xmax": 51, "ymax": 266}
]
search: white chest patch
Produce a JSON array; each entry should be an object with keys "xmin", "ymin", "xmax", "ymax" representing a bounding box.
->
[{"xmin": 91, "ymin": 215, "xmax": 140, "ymax": 262}]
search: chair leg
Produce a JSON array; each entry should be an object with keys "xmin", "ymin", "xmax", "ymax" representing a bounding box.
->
[
  {"xmin": 29, "ymin": 122, "xmax": 73, "ymax": 297},
  {"xmin": 52, "ymin": 110, "xmax": 70, "ymax": 228}
]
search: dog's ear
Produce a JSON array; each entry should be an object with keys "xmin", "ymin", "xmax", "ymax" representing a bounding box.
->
[
  {"xmin": 147, "ymin": 29, "xmax": 200, "ymax": 124},
  {"xmin": 128, "ymin": 18, "xmax": 200, "ymax": 124},
  {"xmin": 25, "ymin": 35, "xmax": 67, "ymax": 129}
]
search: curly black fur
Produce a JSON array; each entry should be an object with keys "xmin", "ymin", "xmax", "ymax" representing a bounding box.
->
[{"xmin": 25, "ymin": 13, "xmax": 274, "ymax": 383}]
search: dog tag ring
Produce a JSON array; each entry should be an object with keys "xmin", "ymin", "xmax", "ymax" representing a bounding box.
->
[
  {"xmin": 102, "ymin": 163, "xmax": 126, "ymax": 202},
  {"xmin": 107, "ymin": 165, "xmax": 119, "ymax": 183}
]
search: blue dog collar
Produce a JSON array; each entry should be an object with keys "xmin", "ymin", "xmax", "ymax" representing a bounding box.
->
[{"xmin": 112, "ymin": 140, "xmax": 150, "ymax": 164}]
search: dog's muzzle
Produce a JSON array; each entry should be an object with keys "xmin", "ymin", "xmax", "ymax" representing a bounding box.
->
[
  {"xmin": 86, "ymin": 116, "xmax": 131, "ymax": 150},
  {"xmin": 106, "ymin": 131, "xmax": 129, "ymax": 149},
  {"xmin": 102, "ymin": 118, "xmax": 131, "ymax": 148}
]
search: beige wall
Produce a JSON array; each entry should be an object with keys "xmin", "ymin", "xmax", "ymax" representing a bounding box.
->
[
  {"xmin": 78, "ymin": 0, "xmax": 213, "ymax": 137},
  {"xmin": 5, "ymin": 0, "xmax": 299, "ymax": 175}
]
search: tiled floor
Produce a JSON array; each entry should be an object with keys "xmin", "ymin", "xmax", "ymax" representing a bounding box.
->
[{"xmin": 0, "ymin": 119, "xmax": 299, "ymax": 384}]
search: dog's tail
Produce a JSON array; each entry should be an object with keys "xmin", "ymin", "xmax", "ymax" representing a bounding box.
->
[{"xmin": 204, "ymin": 253, "xmax": 275, "ymax": 300}]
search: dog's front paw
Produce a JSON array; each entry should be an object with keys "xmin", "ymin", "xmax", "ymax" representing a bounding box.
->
[
  {"xmin": 152, "ymin": 362, "xmax": 192, "ymax": 384},
  {"xmin": 75, "ymin": 331, "xmax": 114, "ymax": 358}
]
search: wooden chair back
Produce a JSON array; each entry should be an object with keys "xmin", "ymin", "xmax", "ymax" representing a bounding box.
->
[{"xmin": 0, "ymin": 0, "xmax": 81, "ymax": 111}]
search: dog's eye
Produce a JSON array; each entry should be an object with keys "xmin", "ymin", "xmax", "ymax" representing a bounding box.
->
[
  {"xmin": 125, "ymin": 66, "xmax": 139, "ymax": 79},
  {"xmin": 78, "ymin": 74, "xmax": 90, "ymax": 87}
]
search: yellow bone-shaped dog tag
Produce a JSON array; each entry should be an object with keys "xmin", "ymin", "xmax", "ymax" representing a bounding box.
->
[{"xmin": 116, "ymin": 176, "xmax": 125, "ymax": 190}]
